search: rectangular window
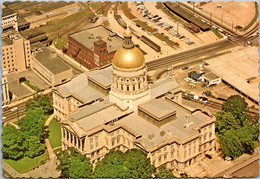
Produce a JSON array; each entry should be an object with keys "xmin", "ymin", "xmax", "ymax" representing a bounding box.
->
[
  {"xmin": 112, "ymin": 139, "xmax": 115, "ymax": 146},
  {"xmin": 95, "ymin": 136, "xmax": 99, "ymax": 147},
  {"xmin": 90, "ymin": 138, "xmax": 94, "ymax": 150}
]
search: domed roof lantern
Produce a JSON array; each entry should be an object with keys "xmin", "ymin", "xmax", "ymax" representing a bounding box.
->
[
  {"xmin": 123, "ymin": 22, "xmax": 134, "ymax": 49},
  {"xmin": 112, "ymin": 23, "xmax": 145, "ymax": 69}
]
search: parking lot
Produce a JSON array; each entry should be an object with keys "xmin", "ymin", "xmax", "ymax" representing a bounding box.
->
[{"xmin": 124, "ymin": 2, "xmax": 222, "ymax": 58}]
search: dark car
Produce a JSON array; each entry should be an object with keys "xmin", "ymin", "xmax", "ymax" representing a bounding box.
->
[
  {"xmin": 201, "ymin": 83, "xmax": 207, "ymax": 88},
  {"xmin": 182, "ymin": 66, "xmax": 189, "ymax": 70}
]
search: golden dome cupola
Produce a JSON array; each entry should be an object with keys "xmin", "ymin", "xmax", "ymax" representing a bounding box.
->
[{"xmin": 112, "ymin": 23, "xmax": 145, "ymax": 70}]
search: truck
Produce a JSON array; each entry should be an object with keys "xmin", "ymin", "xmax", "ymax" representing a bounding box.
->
[{"xmin": 188, "ymin": 23, "xmax": 200, "ymax": 33}]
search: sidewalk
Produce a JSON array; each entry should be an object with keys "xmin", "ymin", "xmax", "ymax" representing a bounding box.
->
[{"xmin": 45, "ymin": 114, "xmax": 56, "ymax": 159}]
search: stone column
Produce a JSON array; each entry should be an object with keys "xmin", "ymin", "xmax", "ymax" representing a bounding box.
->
[{"xmin": 75, "ymin": 136, "xmax": 78, "ymax": 148}]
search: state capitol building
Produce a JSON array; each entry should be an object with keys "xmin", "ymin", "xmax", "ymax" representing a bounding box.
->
[{"xmin": 52, "ymin": 27, "xmax": 216, "ymax": 174}]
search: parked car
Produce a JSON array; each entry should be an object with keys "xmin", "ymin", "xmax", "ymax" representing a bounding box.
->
[
  {"xmin": 182, "ymin": 66, "xmax": 189, "ymax": 70},
  {"xmin": 201, "ymin": 83, "xmax": 207, "ymax": 88}
]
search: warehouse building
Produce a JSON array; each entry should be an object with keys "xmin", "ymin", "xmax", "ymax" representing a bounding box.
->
[{"xmin": 67, "ymin": 25, "xmax": 123, "ymax": 70}]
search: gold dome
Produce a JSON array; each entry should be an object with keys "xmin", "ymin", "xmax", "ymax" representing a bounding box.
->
[{"xmin": 112, "ymin": 46, "xmax": 145, "ymax": 69}]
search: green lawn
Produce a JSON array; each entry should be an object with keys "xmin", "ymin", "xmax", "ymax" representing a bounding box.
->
[
  {"xmin": 48, "ymin": 119, "xmax": 62, "ymax": 149},
  {"xmin": 3, "ymin": 151, "xmax": 49, "ymax": 174},
  {"xmin": 23, "ymin": 80, "xmax": 41, "ymax": 92},
  {"xmin": 211, "ymin": 27, "xmax": 223, "ymax": 39},
  {"xmin": 54, "ymin": 36, "xmax": 68, "ymax": 49}
]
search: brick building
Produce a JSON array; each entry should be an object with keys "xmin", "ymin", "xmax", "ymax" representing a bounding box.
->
[{"xmin": 67, "ymin": 25, "xmax": 123, "ymax": 70}]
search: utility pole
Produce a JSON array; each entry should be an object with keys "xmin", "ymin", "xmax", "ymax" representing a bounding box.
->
[
  {"xmin": 210, "ymin": 12, "xmax": 212, "ymax": 25},
  {"xmin": 177, "ymin": 22, "xmax": 179, "ymax": 36},
  {"xmin": 221, "ymin": 14, "xmax": 223, "ymax": 24},
  {"xmin": 193, "ymin": 2, "xmax": 195, "ymax": 16}
]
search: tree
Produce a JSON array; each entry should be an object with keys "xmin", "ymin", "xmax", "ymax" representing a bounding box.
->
[
  {"xmin": 57, "ymin": 148, "xmax": 93, "ymax": 178},
  {"xmin": 124, "ymin": 149, "xmax": 155, "ymax": 178},
  {"xmin": 2, "ymin": 125, "xmax": 26, "ymax": 160},
  {"xmin": 155, "ymin": 166, "xmax": 175, "ymax": 178},
  {"xmin": 222, "ymin": 95, "xmax": 248, "ymax": 125},
  {"xmin": 19, "ymin": 108, "xmax": 46, "ymax": 140},
  {"xmin": 236, "ymin": 125, "xmax": 257, "ymax": 154},
  {"xmin": 215, "ymin": 112, "xmax": 239, "ymax": 134},
  {"xmin": 94, "ymin": 149, "xmax": 156, "ymax": 178},
  {"xmin": 26, "ymin": 136, "xmax": 45, "ymax": 158},
  {"xmin": 205, "ymin": 90, "xmax": 212, "ymax": 96},
  {"xmin": 218, "ymin": 129, "xmax": 244, "ymax": 159},
  {"xmin": 215, "ymin": 95, "xmax": 258, "ymax": 159},
  {"xmin": 26, "ymin": 95, "xmax": 53, "ymax": 115},
  {"xmin": 94, "ymin": 150, "xmax": 130, "ymax": 178}
]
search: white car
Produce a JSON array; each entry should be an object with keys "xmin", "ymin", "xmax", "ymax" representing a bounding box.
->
[{"xmin": 10, "ymin": 107, "xmax": 18, "ymax": 112}]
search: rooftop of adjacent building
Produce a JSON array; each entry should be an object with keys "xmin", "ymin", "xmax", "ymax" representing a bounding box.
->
[
  {"xmin": 2, "ymin": 36, "xmax": 13, "ymax": 46},
  {"xmin": 202, "ymin": 72, "xmax": 220, "ymax": 81},
  {"xmin": 57, "ymin": 71, "xmax": 106, "ymax": 103},
  {"xmin": 69, "ymin": 25, "xmax": 123, "ymax": 53},
  {"xmin": 64, "ymin": 96, "xmax": 213, "ymax": 148},
  {"xmin": 2, "ymin": 6, "xmax": 16, "ymax": 17},
  {"xmin": 31, "ymin": 42, "xmax": 71, "ymax": 75},
  {"xmin": 119, "ymin": 98, "xmax": 213, "ymax": 148},
  {"xmin": 56, "ymin": 65, "xmax": 179, "ymax": 103},
  {"xmin": 2, "ymin": 32, "xmax": 24, "ymax": 47}
]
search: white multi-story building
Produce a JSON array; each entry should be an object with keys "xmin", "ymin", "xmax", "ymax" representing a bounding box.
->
[
  {"xmin": 2, "ymin": 33, "xmax": 31, "ymax": 73},
  {"xmin": 2, "ymin": 6, "xmax": 18, "ymax": 31}
]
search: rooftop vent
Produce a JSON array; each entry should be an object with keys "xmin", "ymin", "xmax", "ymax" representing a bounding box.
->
[
  {"xmin": 160, "ymin": 131, "xmax": 166, "ymax": 137},
  {"xmin": 183, "ymin": 120, "xmax": 194, "ymax": 128},
  {"xmin": 148, "ymin": 134, "xmax": 154, "ymax": 140},
  {"xmin": 50, "ymin": 51, "xmax": 57, "ymax": 58}
]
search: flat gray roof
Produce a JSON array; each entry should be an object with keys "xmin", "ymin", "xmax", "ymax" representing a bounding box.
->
[
  {"xmin": 206, "ymin": 47, "xmax": 259, "ymax": 102},
  {"xmin": 139, "ymin": 98, "xmax": 176, "ymax": 119},
  {"xmin": 70, "ymin": 25, "xmax": 123, "ymax": 53},
  {"xmin": 150, "ymin": 78, "xmax": 179, "ymax": 98},
  {"xmin": 75, "ymin": 104, "xmax": 132, "ymax": 132},
  {"xmin": 119, "ymin": 98, "xmax": 211, "ymax": 148},
  {"xmin": 58, "ymin": 72, "xmax": 106, "ymax": 103},
  {"xmin": 32, "ymin": 42, "xmax": 71, "ymax": 75},
  {"xmin": 87, "ymin": 66, "xmax": 112, "ymax": 87},
  {"xmin": 2, "ymin": 7, "xmax": 16, "ymax": 17},
  {"xmin": 2, "ymin": 36, "xmax": 13, "ymax": 46},
  {"xmin": 69, "ymin": 100, "xmax": 114, "ymax": 121},
  {"xmin": 203, "ymin": 72, "xmax": 220, "ymax": 81}
]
